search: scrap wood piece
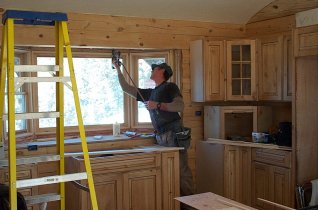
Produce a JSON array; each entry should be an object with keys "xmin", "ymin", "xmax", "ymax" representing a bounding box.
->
[
  {"xmin": 175, "ymin": 192, "xmax": 257, "ymax": 210},
  {"xmin": 257, "ymin": 198, "xmax": 296, "ymax": 210}
]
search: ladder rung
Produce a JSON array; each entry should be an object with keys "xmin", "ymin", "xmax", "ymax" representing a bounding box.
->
[
  {"xmin": 17, "ymin": 172, "xmax": 88, "ymax": 188},
  {"xmin": 15, "ymin": 65, "xmax": 59, "ymax": 72},
  {"xmin": 15, "ymin": 77, "xmax": 70, "ymax": 83},
  {"xmin": 3, "ymin": 111, "xmax": 60, "ymax": 120},
  {"xmin": 25, "ymin": 193, "xmax": 61, "ymax": 205},
  {"xmin": 0, "ymin": 155, "xmax": 60, "ymax": 167}
]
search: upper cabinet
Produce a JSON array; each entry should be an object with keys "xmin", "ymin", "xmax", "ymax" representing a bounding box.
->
[
  {"xmin": 226, "ymin": 40, "xmax": 257, "ymax": 100},
  {"xmin": 257, "ymin": 36, "xmax": 283, "ymax": 100},
  {"xmin": 190, "ymin": 39, "xmax": 256, "ymax": 102},
  {"xmin": 294, "ymin": 25, "xmax": 318, "ymax": 57},
  {"xmin": 257, "ymin": 34, "xmax": 293, "ymax": 101},
  {"xmin": 190, "ymin": 39, "xmax": 225, "ymax": 102}
]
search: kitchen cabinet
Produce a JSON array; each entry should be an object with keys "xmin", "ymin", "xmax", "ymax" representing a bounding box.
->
[
  {"xmin": 226, "ymin": 40, "xmax": 256, "ymax": 100},
  {"xmin": 224, "ymin": 145, "xmax": 251, "ymax": 206},
  {"xmin": 65, "ymin": 149, "xmax": 180, "ymax": 210},
  {"xmin": 190, "ymin": 39, "xmax": 225, "ymax": 102},
  {"xmin": 251, "ymin": 148, "xmax": 292, "ymax": 210},
  {"xmin": 204, "ymin": 106, "xmax": 272, "ymax": 140},
  {"xmin": 190, "ymin": 39, "xmax": 257, "ymax": 101},
  {"xmin": 257, "ymin": 34, "xmax": 292, "ymax": 101},
  {"xmin": 257, "ymin": 35, "xmax": 283, "ymax": 100},
  {"xmin": 37, "ymin": 162, "xmax": 59, "ymax": 210},
  {"xmin": 294, "ymin": 24, "xmax": 318, "ymax": 57},
  {"xmin": 0, "ymin": 164, "xmax": 38, "ymax": 210},
  {"xmin": 123, "ymin": 168, "xmax": 161, "ymax": 210}
]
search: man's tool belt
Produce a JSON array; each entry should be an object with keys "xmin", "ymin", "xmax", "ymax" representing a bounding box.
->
[{"xmin": 175, "ymin": 127, "xmax": 191, "ymax": 149}]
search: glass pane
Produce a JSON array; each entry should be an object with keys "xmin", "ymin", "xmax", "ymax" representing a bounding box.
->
[
  {"xmin": 232, "ymin": 79, "xmax": 241, "ymax": 95},
  {"xmin": 232, "ymin": 64, "xmax": 241, "ymax": 78},
  {"xmin": 5, "ymin": 95, "xmax": 27, "ymax": 131},
  {"xmin": 4, "ymin": 56, "xmax": 27, "ymax": 131},
  {"xmin": 242, "ymin": 79, "xmax": 251, "ymax": 95},
  {"xmin": 242, "ymin": 45, "xmax": 251, "ymax": 61},
  {"xmin": 137, "ymin": 58, "xmax": 165, "ymax": 123},
  {"xmin": 37, "ymin": 57, "xmax": 124, "ymax": 127},
  {"xmin": 242, "ymin": 64, "xmax": 251, "ymax": 78},
  {"xmin": 231, "ymin": 45, "xmax": 241, "ymax": 61}
]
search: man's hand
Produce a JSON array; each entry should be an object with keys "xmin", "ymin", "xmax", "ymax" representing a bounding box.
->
[
  {"xmin": 112, "ymin": 59, "xmax": 120, "ymax": 70},
  {"xmin": 145, "ymin": 101, "xmax": 159, "ymax": 110}
]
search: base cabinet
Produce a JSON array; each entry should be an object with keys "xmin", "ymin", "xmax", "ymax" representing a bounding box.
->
[
  {"xmin": 224, "ymin": 145, "xmax": 251, "ymax": 206},
  {"xmin": 65, "ymin": 150, "xmax": 180, "ymax": 210},
  {"xmin": 251, "ymin": 148, "xmax": 292, "ymax": 210},
  {"xmin": 123, "ymin": 169, "xmax": 161, "ymax": 210},
  {"xmin": 0, "ymin": 165, "xmax": 38, "ymax": 210}
]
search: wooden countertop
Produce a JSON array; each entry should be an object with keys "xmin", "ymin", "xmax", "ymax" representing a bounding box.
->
[
  {"xmin": 175, "ymin": 192, "xmax": 257, "ymax": 210},
  {"xmin": 205, "ymin": 138, "xmax": 292, "ymax": 151},
  {"xmin": 68, "ymin": 145, "xmax": 183, "ymax": 158},
  {"xmin": 14, "ymin": 134, "xmax": 154, "ymax": 150}
]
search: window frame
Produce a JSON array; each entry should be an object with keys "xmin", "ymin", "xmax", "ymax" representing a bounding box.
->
[
  {"xmin": 7, "ymin": 48, "xmax": 178, "ymax": 139},
  {"xmin": 129, "ymin": 51, "xmax": 175, "ymax": 128},
  {"xmin": 31, "ymin": 49, "xmax": 131, "ymax": 134}
]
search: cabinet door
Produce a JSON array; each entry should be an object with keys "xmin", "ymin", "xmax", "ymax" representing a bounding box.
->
[
  {"xmin": 190, "ymin": 39, "xmax": 225, "ymax": 102},
  {"xmin": 123, "ymin": 169, "xmax": 161, "ymax": 210},
  {"xmin": 87, "ymin": 173, "xmax": 123, "ymax": 210},
  {"xmin": 161, "ymin": 151, "xmax": 180, "ymax": 210},
  {"xmin": 38, "ymin": 162, "xmax": 59, "ymax": 210},
  {"xmin": 224, "ymin": 146, "xmax": 240, "ymax": 200},
  {"xmin": 283, "ymin": 35, "xmax": 293, "ymax": 101},
  {"xmin": 226, "ymin": 40, "xmax": 256, "ymax": 100},
  {"xmin": 1, "ymin": 165, "xmax": 38, "ymax": 210},
  {"xmin": 271, "ymin": 166, "xmax": 292, "ymax": 209},
  {"xmin": 258, "ymin": 36, "xmax": 283, "ymax": 100},
  {"xmin": 252, "ymin": 162, "xmax": 292, "ymax": 210},
  {"xmin": 252, "ymin": 162, "xmax": 272, "ymax": 210},
  {"xmin": 204, "ymin": 40, "xmax": 225, "ymax": 101},
  {"xmin": 224, "ymin": 146, "xmax": 251, "ymax": 205},
  {"xmin": 294, "ymin": 25, "xmax": 318, "ymax": 57}
]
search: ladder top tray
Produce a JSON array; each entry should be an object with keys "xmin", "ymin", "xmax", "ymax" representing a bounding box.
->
[{"xmin": 2, "ymin": 10, "xmax": 68, "ymax": 25}]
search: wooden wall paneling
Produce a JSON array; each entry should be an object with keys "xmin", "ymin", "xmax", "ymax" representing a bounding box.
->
[
  {"xmin": 246, "ymin": 15, "xmax": 295, "ymax": 37},
  {"xmin": 0, "ymin": 13, "xmax": 245, "ymax": 48},
  {"xmin": 67, "ymin": 13, "xmax": 246, "ymax": 38}
]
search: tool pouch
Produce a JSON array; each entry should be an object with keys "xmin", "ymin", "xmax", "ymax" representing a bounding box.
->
[{"xmin": 175, "ymin": 127, "xmax": 191, "ymax": 149}]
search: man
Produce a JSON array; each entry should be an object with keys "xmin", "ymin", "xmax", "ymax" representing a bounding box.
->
[{"xmin": 113, "ymin": 61, "xmax": 194, "ymax": 197}]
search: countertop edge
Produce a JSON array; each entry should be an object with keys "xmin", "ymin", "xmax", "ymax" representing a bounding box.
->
[{"xmin": 204, "ymin": 138, "xmax": 292, "ymax": 151}]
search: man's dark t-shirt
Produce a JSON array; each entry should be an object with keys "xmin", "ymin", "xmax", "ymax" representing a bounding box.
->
[{"xmin": 137, "ymin": 81, "xmax": 181, "ymax": 133}]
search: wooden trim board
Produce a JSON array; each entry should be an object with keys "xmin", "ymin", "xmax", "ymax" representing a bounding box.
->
[{"xmin": 175, "ymin": 192, "xmax": 256, "ymax": 210}]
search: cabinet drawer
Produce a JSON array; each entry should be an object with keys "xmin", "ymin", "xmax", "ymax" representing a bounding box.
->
[
  {"xmin": 5, "ymin": 168, "xmax": 32, "ymax": 181},
  {"xmin": 252, "ymin": 148, "xmax": 291, "ymax": 168},
  {"xmin": 72, "ymin": 153, "xmax": 161, "ymax": 174}
]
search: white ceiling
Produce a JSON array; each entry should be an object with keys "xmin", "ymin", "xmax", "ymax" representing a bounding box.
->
[{"xmin": 0, "ymin": 0, "xmax": 274, "ymax": 24}]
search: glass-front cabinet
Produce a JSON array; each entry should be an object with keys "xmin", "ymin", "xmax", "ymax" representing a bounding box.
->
[{"xmin": 226, "ymin": 40, "xmax": 256, "ymax": 100}]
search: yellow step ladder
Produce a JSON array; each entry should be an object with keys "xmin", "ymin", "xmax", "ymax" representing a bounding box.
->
[{"xmin": 0, "ymin": 10, "xmax": 98, "ymax": 210}]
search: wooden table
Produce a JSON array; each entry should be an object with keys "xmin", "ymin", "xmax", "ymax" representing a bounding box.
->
[{"xmin": 175, "ymin": 192, "xmax": 257, "ymax": 210}]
